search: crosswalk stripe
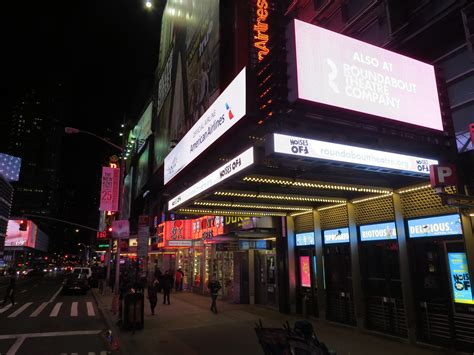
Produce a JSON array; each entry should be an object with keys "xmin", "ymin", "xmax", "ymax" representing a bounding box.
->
[
  {"xmin": 50, "ymin": 302, "xmax": 62, "ymax": 317},
  {"xmin": 88, "ymin": 352, "xmax": 96, "ymax": 355},
  {"xmin": 71, "ymin": 302, "xmax": 78, "ymax": 317},
  {"xmin": 86, "ymin": 302, "xmax": 95, "ymax": 316},
  {"xmin": 100, "ymin": 351, "xmax": 107, "ymax": 355},
  {"xmin": 30, "ymin": 302, "xmax": 48, "ymax": 317},
  {"xmin": 0, "ymin": 304, "xmax": 12, "ymax": 314},
  {"xmin": 8, "ymin": 302, "xmax": 32, "ymax": 318}
]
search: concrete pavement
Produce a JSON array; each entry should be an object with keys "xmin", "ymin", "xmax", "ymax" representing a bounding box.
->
[{"xmin": 92, "ymin": 288, "xmax": 461, "ymax": 355}]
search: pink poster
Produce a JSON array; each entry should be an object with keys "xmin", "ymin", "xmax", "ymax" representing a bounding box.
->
[
  {"xmin": 299, "ymin": 256, "xmax": 311, "ymax": 288},
  {"xmin": 290, "ymin": 19, "xmax": 442, "ymax": 131},
  {"xmin": 100, "ymin": 167, "xmax": 120, "ymax": 211}
]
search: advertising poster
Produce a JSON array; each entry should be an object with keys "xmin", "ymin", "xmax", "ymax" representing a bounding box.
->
[
  {"xmin": 408, "ymin": 214, "xmax": 462, "ymax": 238},
  {"xmin": 135, "ymin": 145, "xmax": 149, "ymax": 196},
  {"xmin": 154, "ymin": 0, "xmax": 220, "ymax": 172},
  {"xmin": 5, "ymin": 220, "xmax": 36, "ymax": 248},
  {"xmin": 360, "ymin": 222, "xmax": 397, "ymax": 242},
  {"xmin": 324, "ymin": 228, "xmax": 350, "ymax": 244},
  {"xmin": 299, "ymin": 256, "xmax": 311, "ymax": 288},
  {"xmin": 289, "ymin": 19, "xmax": 442, "ymax": 131},
  {"xmin": 295, "ymin": 232, "xmax": 315, "ymax": 246},
  {"xmin": 99, "ymin": 167, "xmax": 120, "ymax": 211},
  {"xmin": 448, "ymin": 253, "xmax": 473, "ymax": 305}
]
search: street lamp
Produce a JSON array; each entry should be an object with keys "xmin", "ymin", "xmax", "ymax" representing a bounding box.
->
[
  {"xmin": 65, "ymin": 126, "xmax": 125, "ymax": 298},
  {"xmin": 145, "ymin": 0, "xmax": 153, "ymax": 9}
]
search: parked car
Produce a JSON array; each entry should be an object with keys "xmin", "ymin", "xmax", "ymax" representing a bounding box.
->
[
  {"xmin": 72, "ymin": 267, "xmax": 92, "ymax": 279},
  {"xmin": 63, "ymin": 273, "xmax": 89, "ymax": 294}
]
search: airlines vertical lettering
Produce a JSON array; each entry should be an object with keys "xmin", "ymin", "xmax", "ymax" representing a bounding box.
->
[{"xmin": 254, "ymin": 0, "xmax": 270, "ymax": 61}]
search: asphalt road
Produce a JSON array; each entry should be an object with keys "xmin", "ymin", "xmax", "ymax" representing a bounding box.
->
[{"xmin": 0, "ymin": 273, "xmax": 113, "ymax": 355}]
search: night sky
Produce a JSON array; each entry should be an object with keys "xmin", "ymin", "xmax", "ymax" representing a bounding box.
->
[{"xmin": 1, "ymin": 0, "xmax": 161, "ymax": 250}]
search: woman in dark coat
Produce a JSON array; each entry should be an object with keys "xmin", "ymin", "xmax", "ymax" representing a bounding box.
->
[{"xmin": 148, "ymin": 278, "xmax": 159, "ymax": 315}]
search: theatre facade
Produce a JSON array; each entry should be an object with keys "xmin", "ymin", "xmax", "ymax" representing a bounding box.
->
[{"xmin": 123, "ymin": 1, "xmax": 474, "ymax": 351}]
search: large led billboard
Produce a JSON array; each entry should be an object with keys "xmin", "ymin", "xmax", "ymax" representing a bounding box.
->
[
  {"xmin": 273, "ymin": 133, "xmax": 437, "ymax": 175},
  {"xmin": 154, "ymin": 0, "xmax": 220, "ymax": 172},
  {"xmin": 295, "ymin": 232, "xmax": 315, "ymax": 246},
  {"xmin": 288, "ymin": 19, "xmax": 442, "ymax": 131},
  {"xmin": 6, "ymin": 220, "xmax": 35, "ymax": 247},
  {"xmin": 408, "ymin": 214, "xmax": 462, "ymax": 238},
  {"xmin": 0, "ymin": 153, "xmax": 21, "ymax": 182},
  {"xmin": 164, "ymin": 68, "xmax": 247, "ymax": 184}
]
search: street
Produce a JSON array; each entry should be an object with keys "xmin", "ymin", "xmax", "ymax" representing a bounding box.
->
[{"xmin": 0, "ymin": 273, "xmax": 112, "ymax": 355}]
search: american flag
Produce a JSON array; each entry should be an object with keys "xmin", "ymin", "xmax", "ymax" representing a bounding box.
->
[{"xmin": 0, "ymin": 153, "xmax": 21, "ymax": 182}]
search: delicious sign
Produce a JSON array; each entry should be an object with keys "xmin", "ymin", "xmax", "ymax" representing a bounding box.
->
[
  {"xmin": 164, "ymin": 68, "xmax": 246, "ymax": 184},
  {"xmin": 408, "ymin": 214, "xmax": 462, "ymax": 238},
  {"xmin": 288, "ymin": 19, "xmax": 442, "ymax": 131},
  {"xmin": 168, "ymin": 147, "xmax": 254, "ymax": 210},
  {"xmin": 273, "ymin": 133, "xmax": 437, "ymax": 175}
]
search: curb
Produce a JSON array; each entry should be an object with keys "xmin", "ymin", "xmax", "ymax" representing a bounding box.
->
[{"xmin": 91, "ymin": 288, "xmax": 129, "ymax": 355}]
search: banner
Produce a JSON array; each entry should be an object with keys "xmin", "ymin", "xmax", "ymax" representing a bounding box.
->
[
  {"xmin": 99, "ymin": 167, "xmax": 120, "ymax": 211},
  {"xmin": 299, "ymin": 256, "xmax": 311, "ymax": 288}
]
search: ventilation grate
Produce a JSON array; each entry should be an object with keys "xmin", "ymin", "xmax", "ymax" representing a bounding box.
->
[
  {"xmin": 355, "ymin": 195, "xmax": 394, "ymax": 225},
  {"xmin": 320, "ymin": 205, "xmax": 348, "ymax": 230},
  {"xmin": 294, "ymin": 212, "xmax": 314, "ymax": 233},
  {"xmin": 400, "ymin": 186, "xmax": 457, "ymax": 219}
]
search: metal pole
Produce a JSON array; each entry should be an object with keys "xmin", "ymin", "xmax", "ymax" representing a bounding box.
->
[{"xmin": 114, "ymin": 149, "xmax": 126, "ymax": 296}]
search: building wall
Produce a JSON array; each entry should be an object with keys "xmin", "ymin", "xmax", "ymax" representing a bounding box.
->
[{"xmin": 0, "ymin": 176, "xmax": 14, "ymax": 259}]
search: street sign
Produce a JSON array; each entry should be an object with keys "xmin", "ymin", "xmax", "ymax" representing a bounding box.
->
[
  {"xmin": 99, "ymin": 167, "xmax": 120, "ymax": 211},
  {"xmin": 440, "ymin": 194, "xmax": 474, "ymax": 208},
  {"xmin": 112, "ymin": 220, "xmax": 130, "ymax": 239}
]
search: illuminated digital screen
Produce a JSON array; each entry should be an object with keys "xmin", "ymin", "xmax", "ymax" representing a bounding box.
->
[
  {"xmin": 273, "ymin": 133, "xmax": 437, "ymax": 176},
  {"xmin": 299, "ymin": 256, "xmax": 311, "ymax": 288},
  {"xmin": 448, "ymin": 253, "xmax": 473, "ymax": 305},
  {"xmin": 408, "ymin": 214, "xmax": 462, "ymax": 238},
  {"xmin": 323, "ymin": 228, "xmax": 350, "ymax": 244},
  {"xmin": 295, "ymin": 232, "xmax": 315, "ymax": 246},
  {"xmin": 360, "ymin": 222, "xmax": 397, "ymax": 242},
  {"xmin": 289, "ymin": 19, "xmax": 442, "ymax": 131}
]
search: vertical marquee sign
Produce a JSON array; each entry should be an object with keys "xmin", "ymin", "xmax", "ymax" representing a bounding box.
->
[
  {"xmin": 254, "ymin": 0, "xmax": 270, "ymax": 61},
  {"xmin": 99, "ymin": 167, "xmax": 120, "ymax": 211}
]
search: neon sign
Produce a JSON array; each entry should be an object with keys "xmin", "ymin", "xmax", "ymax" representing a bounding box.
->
[{"xmin": 254, "ymin": 0, "xmax": 269, "ymax": 61}]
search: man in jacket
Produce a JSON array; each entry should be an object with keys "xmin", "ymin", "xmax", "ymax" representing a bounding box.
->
[
  {"xmin": 162, "ymin": 270, "xmax": 174, "ymax": 305},
  {"xmin": 207, "ymin": 274, "xmax": 221, "ymax": 314}
]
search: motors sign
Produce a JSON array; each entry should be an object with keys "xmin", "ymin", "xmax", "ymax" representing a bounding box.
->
[
  {"xmin": 273, "ymin": 133, "xmax": 437, "ymax": 176},
  {"xmin": 168, "ymin": 147, "xmax": 254, "ymax": 210},
  {"xmin": 164, "ymin": 68, "xmax": 247, "ymax": 184}
]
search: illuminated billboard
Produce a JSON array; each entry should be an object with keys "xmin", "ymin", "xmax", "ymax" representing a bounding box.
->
[
  {"xmin": 0, "ymin": 153, "xmax": 21, "ymax": 182},
  {"xmin": 288, "ymin": 19, "xmax": 442, "ymax": 131},
  {"xmin": 448, "ymin": 253, "xmax": 473, "ymax": 305},
  {"xmin": 168, "ymin": 147, "xmax": 254, "ymax": 210},
  {"xmin": 295, "ymin": 232, "xmax": 315, "ymax": 246},
  {"xmin": 191, "ymin": 216, "xmax": 224, "ymax": 241},
  {"xmin": 164, "ymin": 68, "xmax": 247, "ymax": 184},
  {"xmin": 323, "ymin": 228, "xmax": 350, "ymax": 244},
  {"xmin": 154, "ymin": 0, "xmax": 220, "ymax": 172},
  {"xmin": 299, "ymin": 256, "xmax": 312, "ymax": 288},
  {"xmin": 5, "ymin": 220, "xmax": 48, "ymax": 252},
  {"xmin": 360, "ymin": 222, "xmax": 397, "ymax": 242},
  {"xmin": 273, "ymin": 133, "xmax": 437, "ymax": 175},
  {"xmin": 408, "ymin": 214, "xmax": 462, "ymax": 238}
]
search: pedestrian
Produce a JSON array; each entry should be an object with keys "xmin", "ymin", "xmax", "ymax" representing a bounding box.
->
[
  {"xmin": 148, "ymin": 278, "xmax": 159, "ymax": 315},
  {"xmin": 155, "ymin": 268, "xmax": 162, "ymax": 293},
  {"xmin": 175, "ymin": 268, "xmax": 184, "ymax": 291},
  {"xmin": 207, "ymin": 274, "xmax": 221, "ymax": 314},
  {"xmin": 2, "ymin": 270, "xmax": 16, "ymax": 307},
  {"xmin": 162, "ymin": 270, "xmax": 173, "ymax": 305}
]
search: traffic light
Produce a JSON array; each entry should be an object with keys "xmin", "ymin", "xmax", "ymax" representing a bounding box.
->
[{"xmin": 19, "ymin": 220, "xmax": 27, "ymax": 231}]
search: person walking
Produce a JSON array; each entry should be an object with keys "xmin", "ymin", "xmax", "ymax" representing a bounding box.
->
[
  {"xmin": 175, "ymin": 268, "xmax": 184, "ymax": 291},
  {"xmin": 2, "ymin": 270, "xmax": 16, "ymax": 307},
  {"xmin": 148, "ymin": 278, "xmax": 159, "ymax": 315},
  {"xmin": 162, "ymin": 270, "xmax": 173, "ymax": 305},
  {"xmin": 207, "ymin": 274, "xmax": 221, "ymax": 314}
]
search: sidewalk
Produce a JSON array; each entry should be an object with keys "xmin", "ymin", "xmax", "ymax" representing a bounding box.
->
[{"xmin": 93, "ymin": 289, "xmax": 457, "ymax": 355}]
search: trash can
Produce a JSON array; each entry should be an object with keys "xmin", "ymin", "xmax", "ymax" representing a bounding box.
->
[{"xmin": 122, "ymin": 292, "xmax": 144, "ymax": 331}]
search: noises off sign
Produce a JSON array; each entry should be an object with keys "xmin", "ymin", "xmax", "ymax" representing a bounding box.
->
[{"xmin": 100, "ymin": 167, "xmax": 120, "ymax": 211}]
